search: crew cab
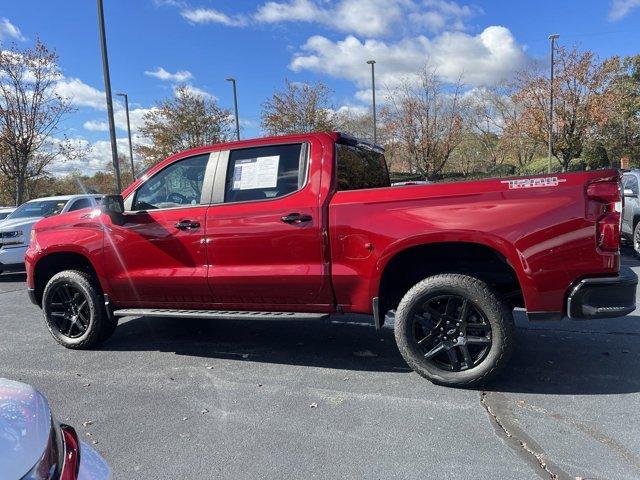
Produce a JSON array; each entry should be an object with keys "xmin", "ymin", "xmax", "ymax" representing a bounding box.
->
[{"xmin": 24, "ymin": 132, "xmax": 637, "ymax": 386}]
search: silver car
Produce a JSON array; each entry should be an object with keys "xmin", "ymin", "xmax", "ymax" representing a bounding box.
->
[
  {"xmin": 0, "ymin": 378, "xmax": 111, "ymax": 479},
  {"xmin": 0, "ymin": 207, "xmax": 15, "ymax": 221},
  {"xmin": 0, "ymin": 195, "xmax": 102, "ymax": 275}
]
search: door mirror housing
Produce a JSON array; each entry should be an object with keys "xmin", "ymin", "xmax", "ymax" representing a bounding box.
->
[
  {"xmin": 101, "ymin": 195, "xmax": 125, "ymax": 214},
  {"xmin": 623, "ymin": 188, "xmax": 637, "ymax": 197}
]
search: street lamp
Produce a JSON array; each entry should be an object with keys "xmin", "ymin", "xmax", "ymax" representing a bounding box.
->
[
  {"xmin": 226, "ymin": 77, "xmax": 240, "ymax": 141},
  {"xmin": 96, "ymin": 0, "xmax": 121, "ymax": 193},
  {"xmin": 366, "ymin": 60, "xmax": 377, "ymax": 144},
  {"xmin": 548, "ymin": 34, "xmax": 559, "ymax": 174},
  {"xmin": 116, "ymin": 92, "xmax": 136, "ymax": 179}
]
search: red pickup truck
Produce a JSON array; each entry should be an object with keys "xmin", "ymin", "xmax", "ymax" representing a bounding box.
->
[{"xmin": 25, "ymin": 132, "xmax": 637, "ymax": 386}]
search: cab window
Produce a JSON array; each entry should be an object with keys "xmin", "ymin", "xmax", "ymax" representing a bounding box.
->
[
  {"xmin": 336, "ymin": 141, "xmax": 390, "ymax": 191},
  {"xmin": 224, "ymin": 143, "xmax": 307, "ymax": 203},
  {"xmin": 132, "ymin": 155, "xmax": 209, "ymax": 210}
]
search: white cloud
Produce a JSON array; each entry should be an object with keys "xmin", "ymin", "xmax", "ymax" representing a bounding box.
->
[
  {"xmin": 83, "ymin": 120, "xmax": 109, "ymax": 132},
  {"xmin": 254, "ymin": 0, "xmax": 477, "ymax": 36},
  {"xmin": 144, "ymin": 66, "xmax": 193, "ymax": 82},
  {"xmin": 83, "ymin": 107, "xmax": 155, "ymax": 134},
  {"xmin": 55, "ymin": 77, "xmax": 106, "ymax": 110},
  {"xmin": 290, "ymin": 26, "xmax": 527, "ymax": 89},
  {"xmin": 50, "ymin": 134, "xmax": 153, "ymax": 177},
  {"xmin": 0, "ymin": 18, "xmax": 26, "ymax": 42},
  {"xmin": 609, "ymin": 0, "xmax": 640, "ymax": 20},
  {"xmin": 255, "ymin": 0, "xmax": 324, "ymax": 23},
  {"xmin": 181, "ymin": 8, "xmax": 247, "ymax": 26}
]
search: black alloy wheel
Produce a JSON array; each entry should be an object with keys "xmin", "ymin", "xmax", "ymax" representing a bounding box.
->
[
  {"xmin": 411, "ymin": 294, "xmax": 492, "ymax": 372},
  {"xmin": 48, "ymin": 283, "xmax": 91, "ymax": 338}
]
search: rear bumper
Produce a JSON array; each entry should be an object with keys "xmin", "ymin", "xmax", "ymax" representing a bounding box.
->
[{"xmin": 567, "ymin": 267, "xmax": 638, "ymax": 319}]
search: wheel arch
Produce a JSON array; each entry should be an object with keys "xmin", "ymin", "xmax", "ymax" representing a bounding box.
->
[
  {"xmin": 32, "ymin": 251, "xmax": 104, "ymax": 307},
  {"xmin": 372, "ymin": 235, "xmax": 531, "ymax": 324}
]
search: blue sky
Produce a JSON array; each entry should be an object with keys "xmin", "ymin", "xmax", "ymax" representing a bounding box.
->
[{"xmin": 1, "ymin": 0, "xmax": 639, "ymax": 174}]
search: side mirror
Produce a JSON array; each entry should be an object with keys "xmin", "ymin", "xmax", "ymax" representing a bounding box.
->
[
  {"xmin": 624, "ymin": 189, "xmax": 637, "ymax": 197},
  {"xmin": 101, "ymin": 195, "xmax": 125, "ymax": 214}
]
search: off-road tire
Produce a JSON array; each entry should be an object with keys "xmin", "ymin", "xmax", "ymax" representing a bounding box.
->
[
  {"xmin": 42, "ymin": 270, "xmax": 115, "ymax": 349},
  {"xmin": 394, "ymin": 273, "xmax": 515, "ymax": 387}
]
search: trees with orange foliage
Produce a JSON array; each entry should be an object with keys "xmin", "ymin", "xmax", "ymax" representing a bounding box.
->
[{"xmin": 515, "ymin": 46, "xmax": 619, "ymax": 172}]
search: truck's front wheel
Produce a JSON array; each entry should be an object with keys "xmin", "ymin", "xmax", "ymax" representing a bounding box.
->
[
  {"xmin": 394, "ymin": 274, "xmax": 514, "ymax": 387},
  {"xmin": 42, "ymin": 270, "xmax": 115, "ymax": 349}
]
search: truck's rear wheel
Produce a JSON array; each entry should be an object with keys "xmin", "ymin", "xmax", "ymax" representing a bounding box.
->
[
  {"xmin": 394, "ymin": 273, "xmax": 514, "ymax": 387},
  {"xmin": 42, "ymin": 270, "xmax": 115, "ymax": 349}
]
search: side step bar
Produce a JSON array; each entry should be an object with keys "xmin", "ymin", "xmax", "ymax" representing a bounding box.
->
[{"xmin": 112, "ymin": 308, "xmax": 329, "ymax": 320}]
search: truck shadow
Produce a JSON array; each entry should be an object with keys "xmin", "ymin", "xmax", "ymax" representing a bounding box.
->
[
  {"xmin": 103, "ymin": 312, "xmax": 640, "ymax": 394},
  {"xmin": 105, "ymin": 314, "xmax": 412, "ymax": 373}
]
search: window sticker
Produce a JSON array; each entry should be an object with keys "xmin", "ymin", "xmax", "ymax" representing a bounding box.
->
[{"xmin": 232, "ymin": 156, "xmax": 280, "ymax": 190}]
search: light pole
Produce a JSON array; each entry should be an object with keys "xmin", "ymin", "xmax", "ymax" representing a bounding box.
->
[
  {"xmin": 548, "ymin": 34, "xmax": 559, "ymax": 174},
  {"xmin": 367, "ymin": 60, "xmax": 377, "ymax": 144},
  {"xmin": 96, "ymin": 0, "xmax": 121, "ymax": 193},
  {"xmin": 226, "ymin": 77, "xmax": 240, "ymax": 141},
  {"xmin": 116, "ymin": 92, "xmax": 136, "ymax": 179}
]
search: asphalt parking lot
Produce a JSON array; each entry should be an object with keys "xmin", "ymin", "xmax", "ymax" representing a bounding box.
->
[{"xmin": 1, "ymin": 251, "xmax": 640, "ymax": 480}]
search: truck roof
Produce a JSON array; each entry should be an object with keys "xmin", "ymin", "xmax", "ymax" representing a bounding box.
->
[{"xmin": 163, "ymin": 132, "xmax": 383, "ymax": 161}]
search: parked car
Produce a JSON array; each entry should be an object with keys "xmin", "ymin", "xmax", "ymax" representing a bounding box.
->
[
  {"xmin": 621, "ymin": 170, "xmax": 640, "ymax": 254},
  {"xmin": 0, "ymin": 378, "xmax": 111, "ymax": 479},
  {"xmin": 24, "ymin": 132, "xmax": 636, "ymax": 387},
  {"xmin": 0, "ymin": 206, "xmax": 15, "ymax": 221},
  {"xmin": 0, "ymin": 195, "xmax": 102, "ymax": 275}
]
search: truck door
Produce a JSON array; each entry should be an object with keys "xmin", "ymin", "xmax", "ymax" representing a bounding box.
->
[
  {"xmin": 205, "ymin": 140, "xmax": 333, "ymax": 310},
  {"xmin": 102, "ymin": 153, "xmax": 215, "ymax": 305}
]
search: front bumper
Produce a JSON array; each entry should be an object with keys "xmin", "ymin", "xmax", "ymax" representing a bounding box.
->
[{"xmin": 567, "ymin": 266, "xmax": 638, "ymax": 319}]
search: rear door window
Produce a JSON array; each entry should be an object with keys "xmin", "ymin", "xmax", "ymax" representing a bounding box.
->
[{"xmin": 224, "ymin": 143, "xmax": 307, "ymax": 203}]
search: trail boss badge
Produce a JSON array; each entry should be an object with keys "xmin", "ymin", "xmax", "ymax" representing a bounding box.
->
[{"xmin": 501, "ymin": 177, "xmax": 567, "ymax": 189}]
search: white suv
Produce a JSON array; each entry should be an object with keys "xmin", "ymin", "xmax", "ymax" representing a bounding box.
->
[{"xmin": 0, "ymin": 195, "xmax": 102, "ymax": 274}]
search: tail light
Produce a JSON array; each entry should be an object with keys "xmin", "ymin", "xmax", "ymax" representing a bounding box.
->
[
  {"xmin": 587, "ymin": 180, "xmax": 622, "ymax": 252},
  {"xmin": 59, "ymin": 424, "xmax": 81, "ymax": 480}
]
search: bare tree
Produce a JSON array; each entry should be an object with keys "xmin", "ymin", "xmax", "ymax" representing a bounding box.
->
[
  {"xmin": 136, "ymin": 85, "xmax": 232, "ymax": 167},
  {"xmin": 261, "ymin": 80, "xmax": 336, "ymax": 135},
  {"xmin": 0, "ymin": 40, "xmax": 76, "ymax": 204},
  {"xmin": 381, "ymin": 68, "xmax": 465, "ymax": 180},
  {"xmin": 467, "ymin": 86, "xmax": 541, "ymax": 173}
]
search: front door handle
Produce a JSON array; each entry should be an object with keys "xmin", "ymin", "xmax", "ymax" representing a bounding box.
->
[
  {"xmin": 175, "ymin": 220, "xmax": 200, "ymax": 230},
  {"xmin": 281, "ymin": 213, "xmax": 312, "ymax": 224}
]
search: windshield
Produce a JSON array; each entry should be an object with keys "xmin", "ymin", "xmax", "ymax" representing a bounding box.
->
[{"xmin": 7, "ymin": 200, "xmax": 68, "ymax": 220}]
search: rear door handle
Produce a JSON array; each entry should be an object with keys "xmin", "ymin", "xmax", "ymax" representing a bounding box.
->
[
  {"xmin": 175, "ymin": 220, "xmax": 200, "ymax": 230},
  {"xmin": 281, "ymin": 213, "xmax": 312, "ymax": 224}
]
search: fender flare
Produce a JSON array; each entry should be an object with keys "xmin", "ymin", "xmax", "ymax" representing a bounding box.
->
[{"xmin": 368, "ymin": 230, "xmax": 535, "ymax": 307}]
